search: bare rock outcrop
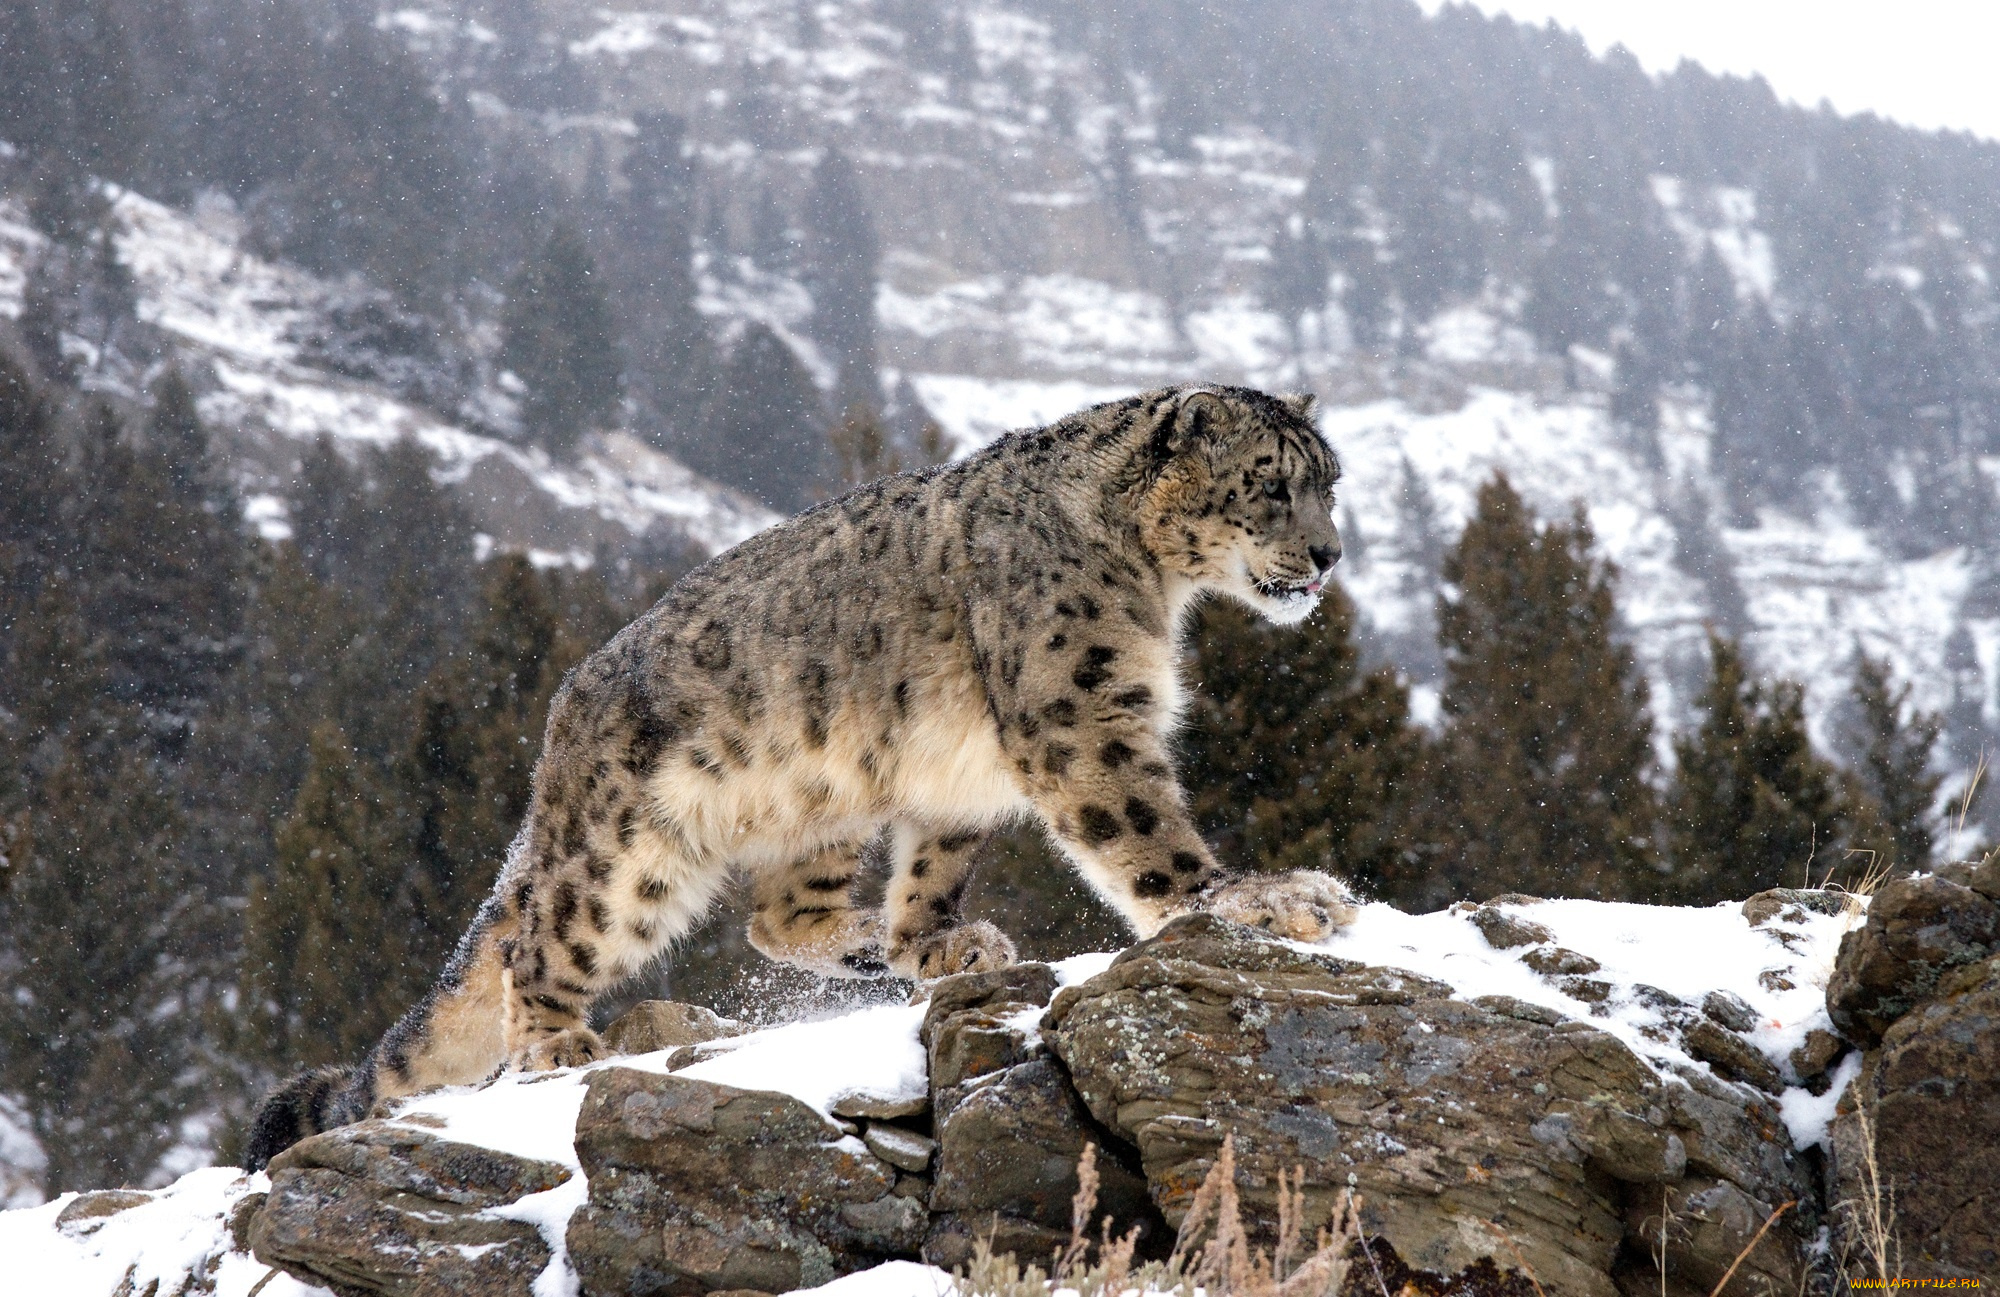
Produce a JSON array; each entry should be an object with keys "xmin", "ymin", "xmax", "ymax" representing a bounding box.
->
[
  {"xmin": 249, "ymin": 1121, "xmax": 570, "ymax": 1297},
  {"xmin": 1827, "ymin": 862, "xmax": 2000, "ymax": 1047},
  {"xmin": 565, "ymin": 1070, "xmax": 927, "ymax": 1296},
  {"xmin": 1042, "ymin": 914, "xmax": 1814, "ymax": 1297},
  {"xmin": 918, "ymin": 963, "xmax": 1158, "ymax": 1268},
  {"xmin": 229, "ymin": 891, "xmax": 2000, "ymax": 1297},
  {"xmin": 1830, "ymin": 935, "xmax": 2000, "ymax": 1281}
]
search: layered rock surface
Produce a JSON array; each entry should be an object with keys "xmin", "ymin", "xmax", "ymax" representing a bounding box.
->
[
  {"xmin": 1044, "ymin": 914, "xmax": 1814, "ymax": 1296},
  {"xmin": 1828, "ymin": 863, "xmax": 2000, "ymax": 1282},
  {"xmin": 12, "ymin": 886, "xmax": 1997, "ymax": 1296}
]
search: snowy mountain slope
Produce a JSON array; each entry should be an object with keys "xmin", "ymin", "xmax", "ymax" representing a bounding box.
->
[
  {"xmin": 0, "ymin": 895, "xmax": 1863, "ymax": 1295},
  {"xmin": 0, "ymin": 190, "xmax": 778, "ymax": 563},
  {"xmin": 8, "ymin": 1, "xmax": 1994, "ymax": 791},
  {"xmin": 405, "ymin": 0, "xmax": 1995, "ymax": 789},
  {"xmin": 9, "ymin": 167, "xmax": 1988, "ymax": 804}
]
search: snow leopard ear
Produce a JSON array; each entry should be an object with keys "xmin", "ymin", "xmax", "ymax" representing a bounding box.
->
[
  {"xmin": 1280, "ymin": 391, "xmax": 1320, "ymax": 422},
  {"xmin": 1174, "ymin": 388, "xmax": 1232, "ymax": 448}
]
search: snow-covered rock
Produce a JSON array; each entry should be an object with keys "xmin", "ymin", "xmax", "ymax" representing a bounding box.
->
[{"xmin": 1, "ymin": 896, "xmax": 1883, "ymax": 1295}]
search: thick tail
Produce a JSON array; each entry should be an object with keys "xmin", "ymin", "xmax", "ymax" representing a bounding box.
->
[
  {"xmin": 243, "ymin": 1064, "xmax": 368, "ymax": 1171},
  {"xmin": 243, "ymin": 895, "xmax": 517, "ymax": 1171}
]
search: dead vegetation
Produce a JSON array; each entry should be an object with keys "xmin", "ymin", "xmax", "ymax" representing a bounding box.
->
[{"xmin": 957, "ymin": 1137, "xmax": 1370, "ymax": 1297}]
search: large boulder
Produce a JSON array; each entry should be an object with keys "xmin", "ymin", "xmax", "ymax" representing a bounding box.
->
[
  {"xmin": 565, "ymin": 1069, "xmax": 925, "ymax": 1296},
  {"xmin": 249, "ymin": 1121, "xmax": 570, "ymax": 1297},
  {"xmin": 1043, "ymin": 914, "xmax": 1813, "ymax": 1297},
  {"xmin": 919, "ymin": 964, "xmax": 1157, "ymax": 1268},
  {"xmin": 1827, "ymin": 864, "xmax": 2000, "ymax": 1047},
  {"xmin": 1829, "ymin": 951, "xmax": 2000, "ymax": 1281}
]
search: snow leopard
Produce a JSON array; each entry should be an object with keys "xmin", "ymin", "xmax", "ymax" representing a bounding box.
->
[{"xmin": 245, "ymin": 383, "xmax": 1357, "ymax": 1168}]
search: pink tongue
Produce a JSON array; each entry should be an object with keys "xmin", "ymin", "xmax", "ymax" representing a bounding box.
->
[{"xmin": 1305, "ymin": 578, "xmax": 1323, "ymax": 594}]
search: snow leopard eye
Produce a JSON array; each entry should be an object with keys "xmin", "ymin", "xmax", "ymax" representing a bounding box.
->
[{"xmin": 1262, "ymin": 479, "xmax": 1290, "ymax": 503}]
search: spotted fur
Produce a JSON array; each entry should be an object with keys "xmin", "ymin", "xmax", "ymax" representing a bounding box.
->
[{"xmin": 244, "ymin": 384, "xmax": 1360, "ymax": 1166}]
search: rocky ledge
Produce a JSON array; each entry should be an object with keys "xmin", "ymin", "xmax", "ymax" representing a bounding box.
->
[{"xmin": 10, "ymin": 880, "xmax": 1997, "ymax": 1296}]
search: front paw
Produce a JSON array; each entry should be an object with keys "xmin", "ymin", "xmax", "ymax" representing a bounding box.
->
[
  {"xmin": 1202, "ymin": 870, "xmax": 1359, "ymax": 942},
  {"xmin": 513, "ymin": 1026, "xmax": 606, "ymax": 1072},
  {"xmin": 889, "ymin": 921, "xmax": 1018, "ymax": 981}
]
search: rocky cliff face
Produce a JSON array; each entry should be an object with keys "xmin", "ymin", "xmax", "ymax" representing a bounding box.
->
[{"xmin": 10, "ymin": 885, "xmax": 1994, "ymax": 1295}]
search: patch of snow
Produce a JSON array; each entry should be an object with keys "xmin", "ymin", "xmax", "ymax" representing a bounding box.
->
[
  {"xmin": 1184, "ymin": 298, "xmax": 1292, "ymax": 374},
  {"xmin": 1312, "ymin": 895, "xmax": 1864, "ymax": 1109},
  {"xmin": 570, "ymin": 11, "xmax": 671, "ymax": 58},
  {"xmin": 1727, "ymin": 513, "xmax": 1971, "ymax": 750},
  {"xmin": 0, "ymin": 196, "xmax": 46, "ymax": 320},
  {"xmin": 1651, "ymin": 176, "xmax": 1776, "ymax": 303},
  {"xmin": 1421, "ymin": 306, "xmax": 1536, "ymax": 365},
  {"xmin": 488, "ymin": 1174, "xmax": 590, "ymax": 1297},
  {"xmin": 1780, "ymin": 1050, "xmax": 1865, "ymax": 1152},
  {"xmin": 1009, "ymin": 276, "xmax": 1182, "ymax": 375},
  {"xmin": 242, "ymin": 493, "xmax": 293, "ymax": 542},
  {"xmin": 906, "ymin": 374, "xmax": 1137, "ymax": 456},
  {"xmin": 0, "ymin": 1167, "xmax": 323, "ymax": 1297},
  {"xmin": 393, "ymin": 1070, "xmax": 592, "ymax": 1171},
  {"xmin": 784, "ymin": 1258, "xmax": 957, "ymax": 1297},
  {"xmin": 877, "ymin": 274, "xmax": 1009, "ymax": 341},
  {"xmin": 670, "ymin": 1000, "xmax": 930, "ymax": 1116}
]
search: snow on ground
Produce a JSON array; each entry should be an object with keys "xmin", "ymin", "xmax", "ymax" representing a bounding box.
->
[
  {"xmin": 1727, "ymin": 510, "xmax": 1973, "ymax": 751},
  {"xmin": 1312, "ymin": 894, "xmax": 1865, "ymax": 1148},
  {"xmin": 0, "ymin": 195, "xmax": 45, "ymax": 320},
  {"xmin": 0, "ymin": 903, "xmax": 1859, "ymax": 1294},
  {"xmin": 0, "ymin": 1167, "xmax": 331, "ymax": 1297}
]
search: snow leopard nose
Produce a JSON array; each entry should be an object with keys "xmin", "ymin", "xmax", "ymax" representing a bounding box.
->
[{"xmin": 1309, "ymin": 541, "xmax": 1340, "ymax": 573}]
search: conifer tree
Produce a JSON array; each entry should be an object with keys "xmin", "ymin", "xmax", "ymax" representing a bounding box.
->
[
  {"xmin": 64, "ymin": 390, "xmax": 243, "ymax": 712},
  {"xmin": 399, "ymin": 556, "xmax": 570, "ymax": 980},
  {"xmin": 286, "ymin": 436, "xmax": 476, "ymax": 741},
  {"xmin": 1178, "ymin": 587, "xmax": 1421, "ymax": 901},
  {"xmin": 619, "ymin": 110, "xmax": 710, "ymax": 429},
  {"xmin": 0, "ymin": 349, "xmax": 63, "ymax": 653},
  {"xmin": 1666, "ymin": 632, "xmax": 1848, "ymax": 902},
  {"xmin": 805, "ymin": 148, "xmax": 881, "ymax": 411},
  {"xmin": 1843, "ymin": 650, "xmax": 1944, "ymax": 876},
  {"xmin": 0, "ymin": 736, "xmax": 197, "ymax": 1192},
  {"xmin": 0, "ymin": 564, "xmax": 198, "ymax": 1191},
  {"xmin": 501, "ymin": 225, "xmax": 621, "ymax": 454},
  {"xmin": 244, "ymin": 722, "xmax": 412, "ymax": 1070},
  {"xmin": 1421, "ymin": 472, "xmax": 1658, "ymax": 903},
  {"xmin": 692, "ymin": 322, "xmax": 829, "ymax": 512}
]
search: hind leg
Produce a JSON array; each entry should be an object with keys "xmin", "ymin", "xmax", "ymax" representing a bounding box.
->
[
  {"xmin": 503, "ymin": 791, "xmax": 735, "ymax": 1071},
  {"xmin": 747, "ymin": 842, "xmax": 891, "ymax": 977},
  {"xmin": 884, "ymin": 823, "xmax": 1016, "ymax": 980}
]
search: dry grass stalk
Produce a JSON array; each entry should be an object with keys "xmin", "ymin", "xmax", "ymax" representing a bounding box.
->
[
  {"xmin": 1953, "ymin": 750, "xmax": 1988, "ymax": 844},
  {"xmin": 1479, "ymin": 1219, "xmax": 1547, "ymax": 1297},
  {"xmin": 959, "ymin": 1136, "xmax": 1355, "ymax": 1297},
  {"xmin": 1701, "ymin": 1199, "xmax": 1794, "ymax": 1297},
  {"xmin": 1646, "ymin": 1185, "xmax": 1674, "ymax": 1297},
  {"xmin": 1834, "ymin": 1100, "xmax": 1901, "ymax": 1288}
]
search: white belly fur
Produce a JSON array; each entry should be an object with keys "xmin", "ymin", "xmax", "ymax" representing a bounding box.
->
[{"xmin": 641, "ymin": 665, "xmax": 1027, "ymax": 875}]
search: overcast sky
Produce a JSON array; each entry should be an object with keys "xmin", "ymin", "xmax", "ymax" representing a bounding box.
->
[{"xmin": 1416, "ymin": 0, "xmax": 2000, "ymax": 142}]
